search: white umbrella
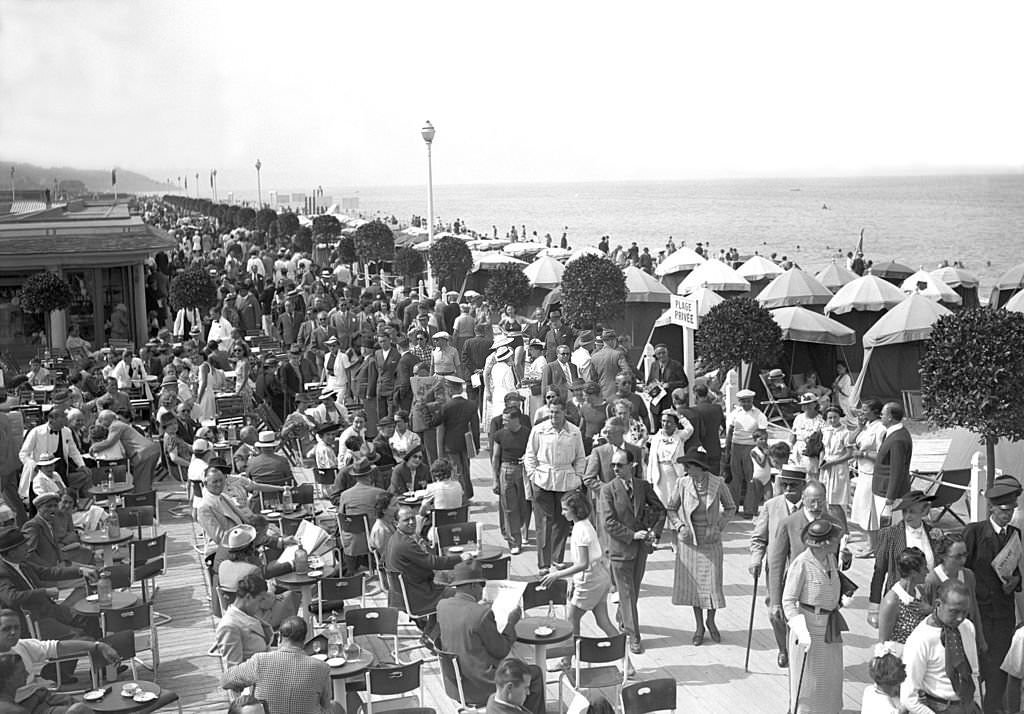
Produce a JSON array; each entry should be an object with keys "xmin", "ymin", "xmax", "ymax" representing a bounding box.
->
[
  {"xmin": 472, "ymin": 252, "xmax": 527, "ymax": 271},
  {"xmin": 824, "ymin": 275, "xmax": 907, "ymax": 315},
  {"xmin": 677, "ymin": 259, "xmax": 750, "ymax": 294},
  {"xmin": 1004, "ymin": 290, "xmax": 1024, "ymax": 313},
  {"xmin": 930, "ymin": 266, "xmax": 979, "ymax": 289},
  {"xmin": 736, "ymin": 255, "xmax": 783, "ymax": 282},
  {"xmin": 655, "ymin": 246, "xmax": 707, "ymax": 277},
  {"xmin": 565, "ymin": 246, "xmax": 604, "ymax": 264},
  {"xmin": 539, "ymin": 247, "xmax": 572, "ymax": 260},
  {"xmin": 815, "ymin": 261, "xmax": 859, "ymax": 291},
  {"xmin": 900, "ymin": 270, "xmax": 962, "ymax": 305},
  {"xmin": 623, "ymin": 266, "xmax": 672, "ymax": 304},
  {"xmin": 770, "ymin": 306, "xmax": 856, "ymax": 345},
  {"xmin": 523, "ymin": 255, "xmax": 565, "ymax": 289},
  {"xmin": 756, "ymin": 268, "xmax": 833, "ymax": 309}
]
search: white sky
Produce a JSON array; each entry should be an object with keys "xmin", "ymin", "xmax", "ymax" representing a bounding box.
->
[{"xmin": 1, "ymin": 0, "xmax": 1022, "ymax": 189}]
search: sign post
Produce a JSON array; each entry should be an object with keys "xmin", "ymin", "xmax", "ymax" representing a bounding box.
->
[{"xmin": 670, "ymin": 295, "xmax": 700, "ymax": 404}]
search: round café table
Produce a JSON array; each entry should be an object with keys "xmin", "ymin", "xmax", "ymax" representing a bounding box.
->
[
  {"xmin": 88, "ymin": 482, "xmax": 135, "ymax": 508},
  {"xmin": 327, "ymin": 648, "xmax": 377, "ymax": 711},
  {"xmin": 515, "ymin": 616, "xmax": 574, "ymax": 668},
  {"xmin": 277, "ymin": 565, "xmax": 337, "ymax": 626},
  {"xmin": 80, "ymin": 529, "xmax": 133, "ymax": 567},
  {"xmin": 444, "ymin": 543, "xmax": 508, "ymax": 561},
  {"xmin": 78, "ymin": 681, "xmax": 162, "ymax": 712},
  {"xmin": 73, "ymin": 591, "xmax": 140, "ymax": 616}
]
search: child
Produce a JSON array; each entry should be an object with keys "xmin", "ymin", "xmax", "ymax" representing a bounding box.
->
[
  {"xmin": 861, "ymin": 650, "xmax": 905, "ymax": 714},
  {"xmin": 751, "ymin": 429, "xmax": 771, "ymax": 491}
]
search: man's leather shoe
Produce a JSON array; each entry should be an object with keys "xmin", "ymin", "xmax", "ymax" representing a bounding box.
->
[
  {"xmin": 629, "ymin": 640, "xmax": 643, "ymax": 655},
  {"xmin": 778, "ymin": 651, "xmax": 789, "ymax": 668}
]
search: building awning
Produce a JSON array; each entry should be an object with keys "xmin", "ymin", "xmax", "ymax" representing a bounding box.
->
[{"xmin": 0, "ymin": 215, "xmax": 176, "ymax": 269}]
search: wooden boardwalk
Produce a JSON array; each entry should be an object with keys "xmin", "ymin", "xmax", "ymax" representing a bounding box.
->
[{"xmin": 135, "ymin": 437, "xmax": 961, "ymax": 713}]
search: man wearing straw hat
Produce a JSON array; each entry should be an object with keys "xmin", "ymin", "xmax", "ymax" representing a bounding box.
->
[
  {"xmin": 18, "ymin": 407, "xmax": 90, "ymax": 501},
  {"xmin": 245, "ymin": 431, "xmax": 292, "ymax": 489},
  {"xmin": 437, "ymin": 376, "xmax": 480, "ymax": 500}
]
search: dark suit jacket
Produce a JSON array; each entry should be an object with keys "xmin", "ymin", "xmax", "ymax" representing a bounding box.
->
[
  {"xmin": 692, "ymin": 401, "xmax": 725, "ymax": 465},
  {"xmin": 367, "ymin": 348, "xmax": 401, "ymax": 398},
  {"xmin": 583, "ymin": 442, "xmax": 644, "ymax": 492},
  {"xmin": 385, "ymin": 530, "xmax": 460, "ymax": 615},
  {"xmin": 600, "ymin": 476, "xmax": 666, "ymax": 561},
  {"xmin": 590, "ymin": 346, "xmax": 630, "ymax": 400},
  {"xmin": 22, "ymin": 516, "xmax": 63, "ymax": 568},
  {"xmin": 643, "ymin": 358, "xmax": 688, "ymax": 395},
  {"xmin": 486, "ymin": 696, "xmax": 531, "ymax": 714},
  {"xmin": 389, "ymin": 462, "xmax": 430, "ymax": 495},
  {"xmin": 869, "ymin": 521, "xmax": 935, "ymax": 604},
  {"xmin": 337, "ymin": 481, "xmax": 387, "ymax": 556},
  {"xmin": 766, "ymin": 506, "xmax": 848, "ymax": 607},
  {"xmin": 964, "ymin": 519, "xmax": 1020, "ymax": 615},
  {"xmin": 461, "ymin": 336, "xmax": 493, "ymax": 374},
  {"xmin": 871, "ymin": 425, "xmax": 914, "ymax": 501},
  {"xmin": 540, "ymin": 360, "xmax": 579, "ymax": 398},
  {"xmin": 0, "ymin": 557, "xmax": 83, "ymax": 630},
  {"xmin": 438, "ymin": 397, "xmax": 480, "ymax": 454},
  {"xmin": 437, "ymin": 591, "xmax": 516, "ymax": 705}
]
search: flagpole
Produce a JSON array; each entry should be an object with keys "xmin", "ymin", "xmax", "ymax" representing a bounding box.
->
[
  {"xmin": 112, "ymin": 168, "xmax": 118, "ymax": 202},
  {"xmin": 9, "ymin": 166, "xmax": 14, "ymax": 203}
]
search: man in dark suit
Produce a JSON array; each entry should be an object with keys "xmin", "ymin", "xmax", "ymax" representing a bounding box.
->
[
  {"xmin": 589, "ymin": 329, "xmax": 631, "ymax": 401},
  {"xmin": 689, "ymin": 384, "xmax": 725, "ymax": 470},
  {"xmin": 436, "ymin": 377, "xmax": 480, "ymax": 500},
  {"xmin": 277, "ymin": 345, "xmax": 305, "ymax": 415},
  {"xmin": 642, "ymin": 343, "xmax": 688, "ymax": 425},
  {"xmin": 462, "ymin": 325, "xmax": 494, "ymax": 415},
  {"xmin": 871, "ymin": 401, "xmax": 914, "ymax": 524},
  {"xmin": 766, "ymin": 480, "xmax": 851, "ymax": 627},
  {"xmin": 485, "ymin": 658, "xmax": 542, "ymax": 714},
  {"xmin": 539, "ymin": 308, "xmax": 574, "ymax": 364},
  {"xmin": 336, "ymin": 458, "xmax": 389, "ymax": 575},
  {"xmin": 540, "ymin": 345, "xmax": 579, "ymax": 398},
  {"xmin": 600, "ymin": 448, "xmax": 666, "ymax": 654},
  {"xmin": 867, "ymin": 490, "xmax": 937, "ymax": 627},
  {"xmin": 583, "ymin": 418, "xmax": 642, "ymax": 530},
  {"xmin": 437, "ymin": 562, "xmax": 544, "ymax": 714},
  {"xmin": 964, "ymin": 476, "xmax": 1022, "ymax": 714},
  {"xmin": 367, "ymin": 332, "xmax": 401, "ymax": 418},
  {"xmin": 749, "ymin": 466, "xmax": 807, "ymax": 668}
]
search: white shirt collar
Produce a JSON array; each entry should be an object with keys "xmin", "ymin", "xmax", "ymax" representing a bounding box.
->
[
  {"xmin": 885, "ymin": 422, "xmax": 905, "ymax": 436},
  {"xmin": 990, "ymin": 517, "xmax": 1004, "ymax": 535}
]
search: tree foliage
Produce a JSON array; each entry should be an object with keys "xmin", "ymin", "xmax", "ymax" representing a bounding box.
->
[
  {"xmin": 354, "ymin": 220, "xmax": 395, "ymax": 264},
  {"xmin": 256, "ymin": 208, "xmax": 278, "ymax": 233},
  {"xmin": 312, "ymin": 214, "xmax": 343, "ymax": 239},
  {"xmin": 19, "ymin": 271, "xmax": 75, "ymax": 313},
  {"xmin": 393, "ymin": 247, "xmax": 426, "ymax": 285},
  {"xmin": 236, "ymin": 207, "xmax": 256, "ymax": 230},
  {"xmin": 561, "ymin": 255, "xmax": 627, "ymax": 329},
  {"xmin": 169, "ymin": 265, "xmax": 219, "ymax": 311},
  {"xmin": 429, "ymin": 235, "xmax": 473, "ymax": 292},
  {"xmin": 920, "ymin": 308, "xmax": 1024, "ymax": 481},
  {"xmin": 276, "ymin": 212, "xmax": 301, "ymax": 238},
  {"xmin": 337, "ymin": 236, "xmax": 357, "ymax": 265},
  {"xmin": 484, "ymin": 264, "xmax": 533, "ymax": 312},
  {"xmin": 293, "ymin": 226, "xmax": 313, "ymax": 253},
  {"xmin": 695, "ymin": 296, "xmax": 782, "ymax": 378}
]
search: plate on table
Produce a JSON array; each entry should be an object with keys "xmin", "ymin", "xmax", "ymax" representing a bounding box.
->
[
  {"xmin": 533, "ymin": 626, "xmax": 554, "ymax": 637},
  {"xmin": 403, "ymin": 491, "xmax": 416, "ymax": 498},
  {"xmin": 262, "ymin": 511, "xmax": 282, "ymax": 519},
  {"xmin": 83, "ymin": 689, "xmax": 108, "ymax": 702},
  {"xmin": 326, "ymin": 657, "xmax": 347, "ymax": 667},
  {"xmin": 133, "ymin": 691, "xmax": 158, "ymax": 703},
  {"xmin": 307, "ymin": 570, "xmax": 324, "ymax": 578},
  {"xmin": 448, "ymin": 546, "xmax": 464, "ymax": 554},
  {"xmin": 86, "ymin": 594, "xmax": 99, "ymax": 602},
  {"xmin": 311, "ymin": 653, "xmax": 328, "ymax": 661}
]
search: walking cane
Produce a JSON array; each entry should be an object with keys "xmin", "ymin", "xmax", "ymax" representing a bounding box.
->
[
  {"xmin": 791, "ymin": 649, "xmax": 808, "ymax": 714},
  {"xmin": 744, "ymin": 567, "xmax": 760, "ymax": 672}
]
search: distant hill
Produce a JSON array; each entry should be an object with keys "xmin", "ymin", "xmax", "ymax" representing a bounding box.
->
[{"xmin": 0, "ymin": 159, "xmax": 170, "ymax": 194}]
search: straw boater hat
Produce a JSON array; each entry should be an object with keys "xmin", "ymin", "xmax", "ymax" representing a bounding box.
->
[
  {"xmin": 161, "ymin": 375, "xmax": 177, "ymax": 387},
  {"xmin": 768, "ymin": 368, "xmax": 785, "ymax": 380},
  {"xmin": 325, "ymin": 336, "xmax": 339, "ymax": 347},
  {"xmin": 736, "ymin": 389, "xmax": 756, "ymax": 399},
  {"xmin": 192, "ymin": 438, "xmax": 212, "ymax": 454},
  {"xmin": 528, "ymin": 339, "xmax": 545, "ymax": 349},
  {"xmin": 798, "ymin": 392, "xmax": 819, "ymax": 406},
  {"xmin": 35, "ymin": 453, "xmax": 59, "ymax": 467},
  {"xmin": 256, "ymin": 431, "xmax": 280, "ymax": 448},
  {"xmin": 433, "ymin": 331, "xmax": 451, "ymax": 341},
  {"xmin": 778, "ymin": 465, "xmax": 808, "ymax": 482},
  {"xmin": 225, "ymin": 524, "xmax": 257, "ymax": 552},
  {"xmin": 319, "ymin": 388, "xmax": 338, "ymax": 401},
  {"xmin": 494, "ymin": 346, "xmax": 513, "ymax": 362}
]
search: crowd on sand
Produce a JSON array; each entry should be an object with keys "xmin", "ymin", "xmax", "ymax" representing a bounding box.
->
[{"xmin": 0, "ymin": 197, "xmax": 1017, "ymax": 714}]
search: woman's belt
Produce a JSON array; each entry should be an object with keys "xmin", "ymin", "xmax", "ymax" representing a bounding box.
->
[{"xmin": 800, "ymin": 602, "xmax": 848, "ymax": 643}]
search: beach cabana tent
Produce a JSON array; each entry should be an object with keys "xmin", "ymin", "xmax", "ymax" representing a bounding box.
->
[
  {"xmin": 611, "ymin": 267, "xmax": 675, "ymax": 358},
  {"xmin": 565, "ymin": 246, "xmax": 603, "ymax": 264},
  {"xmin": 868, "ymin": 260, "xmax": 915, "ymax": 285},
  {"xmin": 850, "ymin": 294, "xmax": 953, "ymax": 406},
  {"xmin": 815, "ymin": 261, "xmax": 859, "ymax": 292},
  {"xmin": 823, "ymin": 275, "xmax": 907, "ymax": 372},
  {"xmin": 736, "ymin": 255, "xmax": 783, "ymax": 296},
  {"xmin": 655, "ymin": 247, "xmax": 707, "ymax": 293},
  {"xmin": 900, "ymin": 270, "xmax": 962, "ymax": 308},
  {"xmin": 767, "ymin": 306, "xmax": 855, "ymax": 389},
  {"xmin": 677, "ymin": 259, "xmax": 750, "ymax": 298},
  {"xmin": 990, "ymin": 262, "xmax": 1024, "ymax": 308},
  {"xmin": 931, "ymin": 266, "xmax": 980, "ymax": 308},
  {"xmin": 464, "ymin": 252, "xmax": 527, "ymax": 293},
  {"xmin": 523, "ymin": 255, "xmax": 564, "ymax": 290},
  {"xmin": 643, "ymin": 288, "xmax": 724, "ymax": 366},
  {"xmin": 1004, "ymin": 290, "xmax": 1024, "ymax": 314},
  {"xmin": 756, "ymin": 268, "xmax": 834, "ymax": 311}
]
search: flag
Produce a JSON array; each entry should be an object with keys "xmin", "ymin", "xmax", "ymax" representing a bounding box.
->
[{"xmin": 111, "ymin": 168, "xmax": 117, "ymax": 186}]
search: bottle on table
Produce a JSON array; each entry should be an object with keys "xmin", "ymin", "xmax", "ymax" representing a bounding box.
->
[
  {"xmin": 282, "ymin": 486, "xmax": 293, "ymax": 512},
  {"xmin": 327, "ymin": 613, "xmax": 343, "ymax": 658},
  {"xmin": 294, "ymin": 543, "xmax": 308, "ymax": 575},
  {"xmin": 106, "ymin": 508, "xmax": 120, "ymax": 539},
  {"xmin": 97, "ymin": 569, "xmax": 113, "ymax": 607},
  {"xmin": 343, "ymin": 624, "xmax": 360, "ymax": 659}
]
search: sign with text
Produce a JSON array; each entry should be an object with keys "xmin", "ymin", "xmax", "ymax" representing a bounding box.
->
[{"xmin": 670, "ymin": 295, "xmax": 700, "ymax": 329}]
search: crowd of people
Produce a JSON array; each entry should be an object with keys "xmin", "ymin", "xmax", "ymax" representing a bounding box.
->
[{"xmin": 0, "ymin": 196, "xmax": 1017, "ymax": 714}]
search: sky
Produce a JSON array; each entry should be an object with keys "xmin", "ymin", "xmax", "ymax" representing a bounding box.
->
[{"xmin": 1, "ymin": 0, "xmax": 1022, "ymax": 190}]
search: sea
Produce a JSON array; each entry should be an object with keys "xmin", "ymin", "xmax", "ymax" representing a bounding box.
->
[{"xmin": 264, "ymin": 173, "xmax": 1024, "ymax": 296}]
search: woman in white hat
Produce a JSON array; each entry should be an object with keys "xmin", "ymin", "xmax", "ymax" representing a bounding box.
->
[
  {"xmin": 790, "ymin": 393, "xmax": 825, "ymax": 475},
  {"xmin": 485, "ymin": 345, "xmax": 518, "ymax": 426},
  {"xmin": 430, "ymin": 332, "xmax": 461, "ymax": 377},
  {"xmin": 217, "ymin": 524, "xmax": 300, "ymax": 629}
]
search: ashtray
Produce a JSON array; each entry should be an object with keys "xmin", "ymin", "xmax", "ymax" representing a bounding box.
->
[
  {"xmin": 533, "ymin": 626, "xmax": 554, "ymax": 637},
  {"xmin": 326, "ymin": 656, "xmax": 347, "ymax": 667}
]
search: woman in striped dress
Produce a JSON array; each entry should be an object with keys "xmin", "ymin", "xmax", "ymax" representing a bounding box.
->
[
  {"xmin": 667, "ymin": 451, "xmax": 736, "ymax": 645},
  {"xmin": 783, "ymin": 518, "xmax": 845, "ymax": 714}
]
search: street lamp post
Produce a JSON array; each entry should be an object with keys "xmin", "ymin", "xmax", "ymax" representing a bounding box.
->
[
  {"xmin": 421, "ymin": 121, "xmax": 435, "ymax": 296},
  {"xmin": 255, "ymin": 159, "xmax": 263, "ymax": 208}
]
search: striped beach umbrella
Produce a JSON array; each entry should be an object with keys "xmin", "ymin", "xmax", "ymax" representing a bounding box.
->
[{"xmin": 756, "ymin": 268, "xmax": 833, "ymax": 309}]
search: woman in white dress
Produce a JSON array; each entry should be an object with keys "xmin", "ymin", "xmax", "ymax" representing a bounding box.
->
[
  {"xmin": 645, "ymin": 410, "xmax": 691, "ymax": 505},
  {"xmin": 193, "ymin": 351, "xmax": 222, "ymax": 423},
  {"xmin": 789, "ymin": 393, "xmax": 825, "ymax": 475},
  {"xmin": 818, "ymin": 406, "xmax": 854, "ymax": 509},
  {"xmin": 522, "ymin": 339, "xmax": 547, "ymax": 421},
  {"xmin": 849, "ymin": 399, "xmax": 887, "ymax": 556},
  {"xmin": 485, "ymin": 346, "xmax": 517, "ymax": 426}
]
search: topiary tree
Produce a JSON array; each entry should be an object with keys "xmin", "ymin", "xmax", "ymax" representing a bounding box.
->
[
  {"xmin": 276, "ymin": 212, "xmax": 300, "ymax": 239},
  {"xmin": 256, "ymin": 208, "xmax": 278, "ymax": 233},
  {"xmin": 19, "ymin": 271, "xmax": 75, "ymax": 314},
  {"xmin": 353, "ymin": 220, "xmax": 395, "ymax": 267},
  {"xmin": 293, "ymin": 226, "xmax": 313, "ymax": 253},
  {"xmin": 312, "ymin": 214, "xmax": 342, "ymax": 240},
  {"xmin": 920, "ymin": 307, "xmax": 1024, "ymax": 489},
  {"xmin": 393, "ymin": 246, "xmax": 426, "ymax": 287},
  {"xmin": 695, "ymin": 296, "xmax": 782, "ymax": 385},
  {"xmin": 337, "ymin": 235, "xmax": 357, "ymax": 266},
  {"xmin": 484, "ymin": 263, "xmax": 533, "ymax": 312},
  {"xmin": 561, "ymin": 254, "xmax": 627, "ymax": 330},
  {"xmin": 429, "ymin": 235, "xmax": 473, "ymax": 293},
  {"xmin": 169, "ymin": 265, "xmax": 218, "ymax": 312},
  {"xmin": 236, "ymin": 206, "xmax": 256, "ymax": 230}
]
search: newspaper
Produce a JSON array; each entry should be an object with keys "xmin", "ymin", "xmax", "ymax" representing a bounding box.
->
[
  {"xmin": 483, "ymin": 579, "xmax": 527, "ymax": 631},
  {"xmin": 992, "ymin": 531, "xmax": 1023, "ymax": 584},
  {"xmin": 276, "ymin": 519, "xmax": 334, "ymax": 566}
]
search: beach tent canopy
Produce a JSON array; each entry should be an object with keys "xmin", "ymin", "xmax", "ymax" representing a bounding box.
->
[
  {"xmin": 565, "ymin": 246, "xmax": 604, "ymax": 264},
  {"xmin": 815, "ymin": 262, "xmax": 859, "ymax": 291},
  {"xmin": 850, "ymin": 294, "xmax": 953, "ymax": 405},
  {"xmin": 931, "ymin": 266, "xmax": 979, "ymax": 289},
  {"xmin": 538, "ymin": 247, "xmax": 572, "ymax": 261},
  {"xmin": 937, "ymin": 429, "xmax": 1024, "ymax": 492},
  {"xmin": 503, "ymin": 242, "xmax": 544, "ymax": 259},
  {"xmin": 393, "ymin": 231, "xmax": 426, "ymax": 248},
  {"xmin": 824, "ymin": 275, "xmax": 907, "ymax": 316},
  {"xmin": 677, "ymin": 259, "xmax": 750, "ymax": 294},
  {"xmin": 756, "ymin": 267, "xmax": 833, "ymax": 309},
  {"xmin": 868, "ymin": 260, "xmax": 915, "ymax": 282},
  {"xmin": 523, "ymin": 255, "xmax": 565, "ymax": 289},
  {"xmin": 623, "ymin": 266, "xmax": 672, "ymax": 303},
  {"xmin": 468, "ymin": 239, "xmax": 509, "ymax": 251},
  {"xmin": 900, "ymin": 270, "xmax": 962, "ymax": 305},
  {"xmin": 770, "ymin": 306, "xmax": 855, "ymax": 346},
  {"xmin": 471, "ymin": 252, "xmax": 527, "ymax": 271},
  {"xmin": 645, "ymin": 288, "xmax": 724, "ymax": 365},
  {"xmin": 991, "ymin": 262, "xmax": 1024, "ymax": 308},
  {"xmin": 1004, "ymin": 290, "xmax": 1024, "ymax": 314},
  {"xmin": 736, "ymin": 255, "xmax": 783, "ymax": 282},
  {"xmin": 654, "ymin": 246, "xmax": 707, "ymax": 276}
]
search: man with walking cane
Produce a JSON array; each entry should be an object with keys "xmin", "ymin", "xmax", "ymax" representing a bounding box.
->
[{"xmin": 748, "ymin": 465, "xmax": 808, "ymax": 669}]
